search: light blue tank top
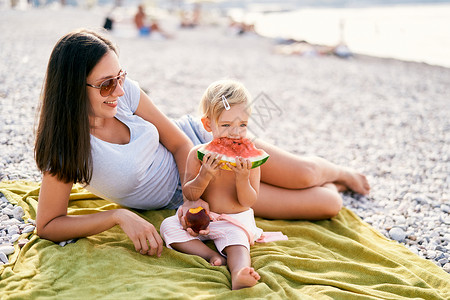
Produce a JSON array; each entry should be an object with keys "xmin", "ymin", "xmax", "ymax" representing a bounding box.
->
[{"xmin": 85, "ymin": 78, "xmax": 180, "ymax": 210}]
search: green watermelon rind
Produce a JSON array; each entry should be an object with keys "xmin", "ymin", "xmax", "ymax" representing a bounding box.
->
[{"xmin": 197, "ymin": 148, "xmax": 269, "ymax": 170}]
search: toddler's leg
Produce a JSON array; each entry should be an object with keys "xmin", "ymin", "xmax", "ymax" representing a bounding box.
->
[
  {"xmin": 223, "ymin": 245, "xmax": 260, "ymax": 290},
  {"xmin": 171, "ymin": 240, "xmax": 226, "ymax": 266},
  {"xmin": 160, "ymin": 215, "xmax": 226, "ymax": 266}
]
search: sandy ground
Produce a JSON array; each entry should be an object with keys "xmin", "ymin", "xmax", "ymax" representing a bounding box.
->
[{"xmin": 0, "ymin": 7, "xmax": 449, "ymax": 270}]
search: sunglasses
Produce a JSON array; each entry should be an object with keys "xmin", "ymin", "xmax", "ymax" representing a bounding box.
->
[{"xmin": 86, "ymin": 70, "xmax": 127, "ymax": 97}]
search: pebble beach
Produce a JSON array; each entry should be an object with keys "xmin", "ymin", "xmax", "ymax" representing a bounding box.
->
[{"xmin": 0, "ymin": 6, "xmax": 449, "ymax": 273}]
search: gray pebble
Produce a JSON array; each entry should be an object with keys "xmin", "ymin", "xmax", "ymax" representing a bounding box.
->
[
  {"xmin": 22, "ymin": 225, "xmax": 35, "ymax": 234},
  {"xmin": 426, "ymin": 250, "xmax": 437, "ymax": 259},
  {"xmin": 18, "ymin": 239, "xmax": 29, "ymax": 248},
  {"xmin": 389, "ymin": 227, "xmax": 406, "ymax": 242},
  {"xmin": 2, "ymin": 208, "xmax": 13, "ymax": 217},
  {"xmin": 393, "ymin": 215, "xmax": 406, "ymax": 224},
  {"xmin": 408, "ymin": 246, "xmax": 419, "ymax": 255},
  {"xmin": 438, "ymin": 258, "xmax": 449, "ymax": 265},
  {"xmin": 3, "ymin": 219, "xmax": 21, "ymax": 226},
  {"xmin": 440, "ymin": 215, "xmax": 450, "ymax": 225},
  {"xmin": 7, "ymin": 225, "xmax": 19, "ymax": 235},
  {"xmin": 441, "ymin": 204, "xmax": 450, "ymax": 213},
  {"xmin": 442, "ymin": 234, "xmax": 450, "ymax": 242},
  {"xmin": 12, "ymin": 206, "xmax": 24, "ymax": 220},
  {"xmin": 10, "ymin": 234, "xmax": 20, "ymax": 243},
  {"xmin": 444, "ymin": 263, "xmax": 450, "ymax": 273},
  {"xmin": 0, "ymin": 245, "xmax": 15, "ymax": 255},
  {"xmin": 0, "ymin": 252, "xmax": 8, "ymax": 264}
]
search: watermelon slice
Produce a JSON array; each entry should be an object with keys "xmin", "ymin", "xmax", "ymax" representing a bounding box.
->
[{"xmin": 197, "ymin": 137, "xmax": 269, "ymax": 170}]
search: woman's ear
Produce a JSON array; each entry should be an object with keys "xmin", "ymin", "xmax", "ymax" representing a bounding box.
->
[{"xmin": 201, "ymin": 117, "xmax": 212, "ymax": 132}]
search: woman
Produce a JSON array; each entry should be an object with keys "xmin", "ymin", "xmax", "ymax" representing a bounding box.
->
[{"xmin": 34, "ymin": 29, "xmax": 369, "ymax": 257}]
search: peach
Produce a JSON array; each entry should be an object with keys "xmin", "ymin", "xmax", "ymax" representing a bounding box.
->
[{"xmin": 185, "ymin": 206, "xmax": 210, "ymax": 233}]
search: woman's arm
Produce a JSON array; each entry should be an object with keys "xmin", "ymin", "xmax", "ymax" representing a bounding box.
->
[
  {"xmin": 134, "ymin": 89, "xmax": 193, "ymax": 184},
  {"xmin": 36, "ymin": 172, "xmax": 163, "ymax": 256}
]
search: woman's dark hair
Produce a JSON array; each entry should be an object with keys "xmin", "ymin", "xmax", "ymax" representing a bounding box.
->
[{"xmin": 35, "ymin": 29, "xmax": 118, "ymax": 184}]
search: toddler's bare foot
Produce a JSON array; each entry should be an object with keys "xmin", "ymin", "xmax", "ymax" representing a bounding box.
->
[
  {"xmin": 336, "ymin": 168, "xmax": 370, "ymax": 195},
  {"xmin": 232, "ymin": 267, "xmax": 260, "ymax": 290},
  {"xmin": 210, "ymin": 255, "xmax": 226, "ymax": 266}
]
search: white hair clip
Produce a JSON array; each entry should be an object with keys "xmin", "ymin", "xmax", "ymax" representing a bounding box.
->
[{"xmin": 221, "ymin": 95, "xmax": 231, "ymax": 110}]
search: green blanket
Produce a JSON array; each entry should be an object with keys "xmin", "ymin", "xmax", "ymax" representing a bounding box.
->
[{"xmin": 1, "ymin": 181, "xmax": 449, "ymax": 299}]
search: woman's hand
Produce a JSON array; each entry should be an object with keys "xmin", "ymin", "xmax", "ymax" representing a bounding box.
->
[
  {"xmin": 177, "ymin": 198, "xmax": 211, "ymax": 237},
  {"xmin": 114, "ymin": 209, "xmax": 164, "ymax": 257}
]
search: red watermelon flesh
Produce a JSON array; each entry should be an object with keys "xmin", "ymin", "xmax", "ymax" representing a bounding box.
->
[{"xmin": 197, "ymin": 138, "xmax": 269, "ymax": 170}]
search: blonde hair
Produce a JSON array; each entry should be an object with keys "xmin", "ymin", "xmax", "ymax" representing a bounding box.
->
[{"xmin": 200, "ymin": 79, "xmax": 252, "ymax": 123}]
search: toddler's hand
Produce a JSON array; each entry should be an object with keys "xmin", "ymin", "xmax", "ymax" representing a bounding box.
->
[
  {"xmin": 177, "ymin": 199, "xmax": 211, "ymax": 236},
  {"xmin": 200, "ymin": 153, "xmax": 223, "ymax": 178},
  {"xmin": 227, "ymin": 157, "xmax": 251, "ymax": 179}
]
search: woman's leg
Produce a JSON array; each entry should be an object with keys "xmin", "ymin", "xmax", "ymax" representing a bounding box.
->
[
  {"xmin": 254, "ymin": 139, "xmax": 370, "ymax": 195},
  {"xmin": 252, "ymin": 182, "xmax": 343, "ymax": 220}
]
